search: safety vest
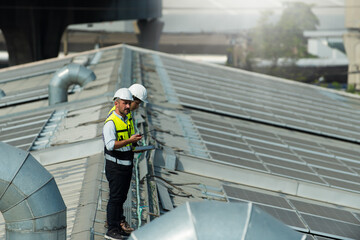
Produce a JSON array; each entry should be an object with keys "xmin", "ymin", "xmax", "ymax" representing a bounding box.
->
[
  {"xmin": 108, "ymin": 106, "xmax": 134, "ymax": 133},
  {"xmin": 104, "ymin": 112, "xmax": 134, "ymax": 162}
]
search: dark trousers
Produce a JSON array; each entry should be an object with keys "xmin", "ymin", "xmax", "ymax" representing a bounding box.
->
[{"xmin": 105, "ymin": 160, "xmax": 133, "ymax": 231}]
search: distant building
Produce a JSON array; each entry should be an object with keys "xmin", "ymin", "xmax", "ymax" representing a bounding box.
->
[{"xmin": 343, "ymin": 0, "xmax": 360, "ymax": 89}]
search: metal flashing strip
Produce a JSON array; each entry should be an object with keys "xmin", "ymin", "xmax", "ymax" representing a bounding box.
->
[
  {"xmin": 119, "ymin": 47, "xmax": 133, "ymax": 89},
  {"xmin": 156, "ymin": 182, "xmax": 174, "ymax": 211},
  {"xmin": 152, "ymin": 54, "xmax": 179, "ymax": 104}
]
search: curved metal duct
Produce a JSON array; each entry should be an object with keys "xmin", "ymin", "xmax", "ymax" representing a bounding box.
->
[
  {"xmin": 130, "ymin": 201, "xmax": 305, "ymax": 240},
  {"xmin": 48, "ymin": 63, "xmax": 96, "ymax": 105},
  {"xmin": 0, "ymin": 142, "xmax": 66, "ymax": 240},
  {"xmin": 0, "ymin": 89, "xmax": 5, "ymax": 98}
]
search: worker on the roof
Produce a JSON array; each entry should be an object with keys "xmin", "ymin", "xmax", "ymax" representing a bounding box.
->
[
  {"xmin": 108, "ymin": 83, "xmax": 148, "ymax": 154},
  {"xmin": 103, "ymin": 88, "xmax": 143, "ymax": 240},
  {"xmin": 108, "ymin": 83, "xmax": 148, "ymax": 117}
]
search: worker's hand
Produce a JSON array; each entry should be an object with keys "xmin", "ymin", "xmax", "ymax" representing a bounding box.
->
[{"xmin": 129, "ymin": 134, "xmax": 142, "ymax": 143}]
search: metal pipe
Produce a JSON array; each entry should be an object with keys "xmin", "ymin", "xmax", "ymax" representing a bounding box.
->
[
  {"xmin": 0, "ymin": 142, "xmax": 67, "ymax": 240},
  {"xmin": 0, "ymin": 89, "xmax": 5, "ymax": 98},
  {"xmin": 48, "ymin": 63, "xmax": 96, "ymax": 105}
]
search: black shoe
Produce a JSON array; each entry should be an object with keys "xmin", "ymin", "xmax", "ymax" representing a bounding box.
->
[
  {"xmin": 105, "ymin": 228, "xmax": 124, "ymax": 240},
  {"xmin": 118, "ymin": 227, "xmax": 130, "ymax": 237}
]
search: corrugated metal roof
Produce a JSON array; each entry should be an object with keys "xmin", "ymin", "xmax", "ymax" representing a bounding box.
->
[{"xmin": 1, "ymin": 44, "xmax": 360, "ymax": 240}]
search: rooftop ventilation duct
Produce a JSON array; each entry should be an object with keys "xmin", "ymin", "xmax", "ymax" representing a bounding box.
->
[
  {"xmin": 0, "ymin": 142, "xmax": 66, "ymax": 240},
  {"xmin": 0, "ymin": 89, "xmax": 5, "ymax": 98},
  {"xmin": 48, "ymin": 63, "xmax": 96, "ymax": 105},
  {"xmin": 130, "ymin": 201, "xmax": 305, "ymax": 240}
]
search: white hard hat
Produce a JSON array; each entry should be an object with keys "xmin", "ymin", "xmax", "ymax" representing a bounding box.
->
[
  {"xmin": 113, "ymin": 88, "xmax": 133, "ymax": 101},
  {"xmin": 129, "ymin": 84, "xmax": 148, "ymax": 103}
]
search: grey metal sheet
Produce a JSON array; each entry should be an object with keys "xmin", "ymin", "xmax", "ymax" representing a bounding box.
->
[
  {"xmin": 161, "ymin": 55, "xmax": 360, "ymax": 142},
  {"xmin": 340, "ymin": 160, "xmax": 360, "ymax": 170},
  {"xmin": 314, "ymin": 236, "xmax": 336, "ymax": 240},
  {"xmin": 267, "ymin": 165, "xmax": 325, "ymax": 184},
  {"xmin": 350, "ymin": 168, "xmax": 360, "ymax": 175},
  {"xmin": 175, "ymin": 88, "xmax": 205, "ymax": 99},
  {"xmin": 228, "ymin": 198, "xmax": 307, "ymax": 231},
  {"xmin": 233, "ymin": 126, "xmax": 279, "ymax": 139},
  {"xmin": 277, "ymin": 135, "xmax": 321, "ymax": 147},
  {"xmin": 290, "ymin": 199, "xmax": 360, "ymax": 225},
  {"xmin": 287, "ymin": 143, "xmax": 329, "ymax": 156},
  {"xmin": 254, "ymin": 204, "xmax": 307, "ymax": 231},
  {"xmin": 0, "ymin": 128, "xmax": 41, "ymax": 141},
  {"xmin": 206, "ymin": 144, "xmax": 257, "ymax": 160},
  {"xmin": 251, "ymin": 146, "xmax": 302, "ymax": 162},
  {"xmin": 344, "ymin": 131, "xmax": 360, "ymax": 142},
  {"xmin": 197, "ymin": 128, "xmax": 242, "ymax": 142},
  {"xmin": 295, "ymin": 115, "xmax": 324, "ymax": 125},
  {"xmin": 278, "ymin": 118, "xmax": 314, "ymax": 131},
  {"xmin": 206, "ymin": 96, "xmax": 239, "ymax": 107},
  {"xmin": 197, "ymin": 124, "xmax": 239, "ymax": 135},
  {"xmin": 1, "ymin": 122, "xmax": 44, "ymax": 136},
  {"xmin": 190, "ymin": 109, "xmax": 360, "ymax": 193},
  {"xmin": 211, "ymin": 104, "xmax": 250, "ymax": 116},
  {"xmin": 314, "ymin": 168, "xmax": 360, "ymax": 183},
  {"xmin": 0, "ymin": 111, "xmax": 52, "ymax": 125},
  {"xmin": 335, "ymin": 153, "xmax": 360, "ymax": 164},
  {"xmin": 259, "ymin": 155, "xmax": 310, "ymax": 172},
  {"xmin": 202, "ymin": 136, "xmax": 251, "ymax": 152},
  {"xmin": 323, "ymin": 177, "xmax": 360, "ymax": 193},
  {"xmin": 8, "ymin": 137, "xmax": 37, "ymax": 150},
  {"xmin": 0, "ymin": 58, "xmax": 71, "ymax": 83},
  {"xmin": 156, "ymin": 182, "xmax": 174, "ymax": 211},
  {"xmin": 0, "ymin": 89, "xmax": 49, "ymax": 108},
  {"xmin": 237, "ymin": 102, "xmax": 271, "ymax": 113},
  {"xmin": 210, "ymin": 152, "xmax": 267, "ymax": 171},
  {"xmin": 178, "ymin": 96, "xmax": 212, "ymax": 109},
  {"xmin": 292, "ymin": 149, "xmax": 338, "ymax": 163},
  {"xmin": 302, "ymin": 157, "xmax": 351, "ymax": 173},
  {"xmin": 191, "ymin": 115, "xmax": 233, "ymax": 128},
  {"xmin": 321, "ymin": 144, "xmax": 360, "ymax": 157},
  {"xmin": 267, "ymin": 108, "xmax": 300, "ymax": 119},
  {"xmin": 193, "ymin": 121, "xmax": 238, "ymax": 134},
  {"xmin": 223, "ymin": 185, "xmax": 292, "ymax": 210},
  {"xmin": 240, "ymin": 133, "xmax": 285, "ymax": 146},
  {"xmin": 301, "ymin": 213, "xmax": 360, "ymax": 239},
  {"xmin": 244, "ymin": 139, "xmax": 291, "ymax": 153},
  {"xmin": 245, "ymin": 111, "xmax": 283, "ymax": 124}
]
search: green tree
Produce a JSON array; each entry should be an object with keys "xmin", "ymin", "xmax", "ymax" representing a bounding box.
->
[{"xmin": 248, "ymin": 2, "xmax": 319, "ymax": 69}]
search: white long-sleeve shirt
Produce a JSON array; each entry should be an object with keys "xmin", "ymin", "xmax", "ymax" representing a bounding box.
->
[{"xmin": 103, "ymin": 112, "xmax": 131, "ymax": 152}]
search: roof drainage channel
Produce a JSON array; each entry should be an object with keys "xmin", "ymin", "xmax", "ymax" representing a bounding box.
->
[
  {"xmin": 152, "ymin": 54, "xmax": 179, "ymax": 104},
  {"xmin": 29, "ymin": 110, "xmax": 67, "ymax": 151}
]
